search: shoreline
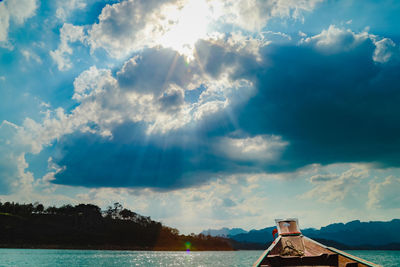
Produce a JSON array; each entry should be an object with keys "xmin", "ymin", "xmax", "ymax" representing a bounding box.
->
[
  {"xmin": 0, "ymin": 244, "xmax": 236, "ymax": 251},
  {"xmin": 1, "ymin": 245, "xmax": 399, "ymax": 251}
]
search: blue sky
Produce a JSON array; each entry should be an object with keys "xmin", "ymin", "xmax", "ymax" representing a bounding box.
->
[{"xmin": 1, "ymin": 0, "xmax": 400, "ymax": 233}]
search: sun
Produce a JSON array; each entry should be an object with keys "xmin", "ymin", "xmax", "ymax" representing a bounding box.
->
[{"xmin": 158, "ymin": 0, "xmax": 211, "ymax": 59}]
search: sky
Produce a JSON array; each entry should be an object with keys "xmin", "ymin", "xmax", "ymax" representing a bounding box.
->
[{"xmin": 1, "ymin": 0, "xmax": 400, "ymax": 234}]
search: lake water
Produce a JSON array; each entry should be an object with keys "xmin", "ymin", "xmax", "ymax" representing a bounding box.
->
[{"xmin": 0, "ymin": 249, "xmax": 399, "ymax": 266}]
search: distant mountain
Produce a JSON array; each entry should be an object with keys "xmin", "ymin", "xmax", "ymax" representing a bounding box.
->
[
  {"xmin": 228, "ymin": 219, "xmax": 400, "ymax": 249},
  {"xmin": 303, "ymin": 219, "xmax": 400, "ymax": 246},
  {"xmin": 231, "ymin": 227, "xmax": 276, "ymax": 244},
  {"xmin": 200, "ymin": 227, "xmax": 248, "ymax": 237}
]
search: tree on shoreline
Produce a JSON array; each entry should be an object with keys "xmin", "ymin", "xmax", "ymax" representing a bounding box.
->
[{"xmin": 0, "ymin": 200, "xmax": 236, "ymax": 251}]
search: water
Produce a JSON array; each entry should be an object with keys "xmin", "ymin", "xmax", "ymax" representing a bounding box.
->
[
  {"xmin": 0, "ymin": 249, "xmax": 398, "ymax": 266},
  {"xmin": 344, "ymin": 250, "xmax": 400, "ymax": 267}
]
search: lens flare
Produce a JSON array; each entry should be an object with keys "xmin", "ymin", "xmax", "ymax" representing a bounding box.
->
[{"xmin": 185, "ymin": 241, "xmax": 191, "ymax": 253}]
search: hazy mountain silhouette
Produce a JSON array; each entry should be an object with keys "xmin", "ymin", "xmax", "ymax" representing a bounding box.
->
[
  {"xmin": 200, "ymin": 227, "xmax": 247, "ymax": 237},
  {"xmin": 224, "ymin": 219, "xmax": 400, "ymax": 249}
]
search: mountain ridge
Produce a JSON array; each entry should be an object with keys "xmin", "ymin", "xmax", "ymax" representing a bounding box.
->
[
  {"xmin": 202, "ymin": 219, "xmax": 400, "ymax": 249},
  {"xmin": 200, "ymin": 227, "xmax": 247, "ymax": 237}
]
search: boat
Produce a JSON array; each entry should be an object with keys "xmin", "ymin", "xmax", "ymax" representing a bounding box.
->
[{"xmin": 253, "ymin": 218, "xmax": 381, "ymax": 267}]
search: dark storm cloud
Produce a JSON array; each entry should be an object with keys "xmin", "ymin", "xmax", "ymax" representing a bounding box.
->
[
  {"xmin": 53, "ymin": 131, "xmax": 187, "ymax": 189},
  {"xmin": 51, "ymin": 122, "xmax": 263, "ymax": 190},
  {"xmin": 238, "ymin": 38, "xmax": 400, "ymax": 169}
]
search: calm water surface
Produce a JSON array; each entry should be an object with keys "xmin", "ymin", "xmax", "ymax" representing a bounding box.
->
[{"xmin": 0, "ymin": 249, "xmax": 399, "ymax": 266}]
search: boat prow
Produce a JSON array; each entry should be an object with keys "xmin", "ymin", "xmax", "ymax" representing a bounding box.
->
[{"xmin": 253, "ymin": 218, "xmax": 381, "ymax": 267}]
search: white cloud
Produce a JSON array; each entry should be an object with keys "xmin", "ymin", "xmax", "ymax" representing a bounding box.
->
[
  {"xmin": 302, "ymin": 166, "xmax": 369, "ymax": 202},
  {"xmin": 0, "ymin": 0, "xmax": 38, "ymax": 43},
  {"xmin": 216, "ymin": 0, "xmax": 323, "ymax": 32},
  {"xmin": 3, "ymin": 0, "xmax": 38, "ymax": 24},
  {"xmin": 302, "ymin": 25, "xmax": 369, "ymax": 53},
  {"xmin": 135, "ymin": 174, "xmax": 273, "ymax": 233},
  {"xmin": 368, "ymin": 175, "xmax": 400, "ymax": 209},
  {"xmin": 75, "ymin": 0, "xmax": 321, "ymax": 58},
  {"xmin": 73, "ymin": 65, "xmax": 252, "ymax": 135},
  {"xmin": 303, "ymin": 25, "xmax": 400, "ymax": 64},
  {"xmin": 73, "ymin": 66, "xmax": 113, "ymax": 101},
  {"xmin": 21, "ymin": 49, "xmax": 42, "ymax": 64},
  {"xmin": 66, "ymin": 39, "xmax": 257, "ymax": 134},
  {"xmin": 0, "ymin": 4, "xmax": 10, "ymax": 43},
  {"xmin": 373, "ymin": 38, "xmax": 399, "ymax": 63},
  {"xmin": 0, "ymin": 119, "xmax": 84, "ymax": 204},
  {"xmin": 55, "ymin": 0, "xmax": 86, "ymax": 21},
  {"xmin": 0, "ymin": 121, "xmax": 34, "ymax": 194},
  {"xmin": 87, "ymin": 0, "xmax": 181, "ymax": 58},
  {"xmin": 298, "ymin": 31, "xmax": 307, "ymax": 37},
  {"xmin": 50, "ymin": 23, "xmax": 85, "ymax": 71},
  {"xmin": 260, "ymin": 30, "xmax": 292, "ymax": 44}
]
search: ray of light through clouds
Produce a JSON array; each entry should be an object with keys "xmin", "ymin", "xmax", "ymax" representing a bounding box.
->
[{"xmin": 1, "ymin": 0, "xmax": 400, "ymax": 233}]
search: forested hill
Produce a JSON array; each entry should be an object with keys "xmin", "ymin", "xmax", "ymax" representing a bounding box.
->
[{"xmin": 0, "ymin": 201, "xmax": 250, "ymax": 251}]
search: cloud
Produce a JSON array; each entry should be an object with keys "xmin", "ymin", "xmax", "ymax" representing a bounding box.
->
[
  {"xmin": 260, "ymin": 31, "xmax": 292, "ymax": 44},
  {"xmin": 15, "ymin": 39, "xmax": 261, "ymax": 190},
  {"xmin": 194, "ymin": 36, "xmax": 262, "ymax": 79},
  {"xmin": 7, "ymin": 23, "xmax": 400, "ymax": 193},
  {"xmin": 116, "ymin": 47, "xmax": 197, "ymax": 95},
  {"xmin": 0, "ymin": 121, "xmax": 20, "ymax": 193},
  {"xmin": 222, "ymin": 197, "xmax": 237, "ymax": 207},
  {"xmin": 72, "ymin": 65, "xmax": 115, "ymax": 102},
  {"xmin": 158, "ymin": 84, "xmax": 185, "ymax": 113},
  {"xmin": 55, "ymin": 0, "xmax": 86, "ymax": 21},
  {"xmin": 215, "ymin": 135, "xmax": 288, "ymax": 163},
  {"xmin": 302, "ymin": 25, "xmax": 399, "ymax": 64},
  {"xmin": 51, "ymin": 128, "xmax": 194, "ymax": 189},
  {"xmin": 68, "ymin": 43, "xmax": 256, "ymax": 136},
  {"xmin": 0, "ymin": 6, "xmax": 11, "ymax": 44},
  {"xmin": 87, "ymin": 0, "xmax": 180, "ymax": 58},
  {"xmin": 237, "ymin": 26, "xmax": 400, "ymax": 170},
  {"xmin": 0, "ymin": 0, "xmax": 38, "ymax": 43},
  {"xmin": 302, "ymin": 167, "xmax": 369, "ymax": 202},
  {"xmin": 216, "ymin": 0, "xmax": 323, "ymax": 31},
  {"xmin": 302, "ymin": 25, "xmax": 369, "ymax": 53},
  {"xmin": 309, "ymin": 174, "xmax": 336, "ymax": 183},
  {"xmin": 49, "ymin": 122, "xmax": 288, "ymax": 190},
  {"xmin": 373, "ymin": 38, "xmax": 399, "ymax": 63},
  {"xmin": 21, "ymin": 49, "xmax": 42, "ymax": 64},
  {"xmin": 368, "ymin": 176, "xmax": 400, "ymax": 209},
  {"xmin": 50, "ymin": 23, "xmax": 86, "ymax": 71},
  {"xmin": 70, "ymin": 0, "xmax": 322, "ymax": 59},
  {"xmin": 0, "ymin": 121, "xmax": 35, "ymax": 194}
]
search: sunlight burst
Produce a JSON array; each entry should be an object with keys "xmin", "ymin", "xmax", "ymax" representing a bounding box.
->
[{"xmin": 159, "ymin": 0, "xmax": 211, "ymax": 59}]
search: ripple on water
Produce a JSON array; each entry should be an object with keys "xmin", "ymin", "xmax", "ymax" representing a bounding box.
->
[{"xmin": 0, "ymin": 249, "xmax": 398, "ymax": 266}]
